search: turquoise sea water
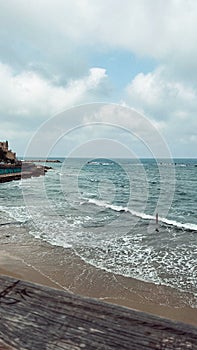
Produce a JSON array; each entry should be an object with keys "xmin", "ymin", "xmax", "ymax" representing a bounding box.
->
[{"xmin": 0, "ymin": 158, "xmax": 197, "ymax": 303}]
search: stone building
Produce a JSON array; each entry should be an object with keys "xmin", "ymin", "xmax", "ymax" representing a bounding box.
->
[{"xmin": 0, "ymin": 141, "xmax": 16, "ymax": 164}]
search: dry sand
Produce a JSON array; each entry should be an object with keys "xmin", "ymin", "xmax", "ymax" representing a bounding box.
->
[{"xmin": 0, "ymin": 223, "xmax": 197, "ymax": 326}]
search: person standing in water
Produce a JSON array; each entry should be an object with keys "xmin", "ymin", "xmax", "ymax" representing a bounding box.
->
[{"xmin": 155, "ymin": 213, "xmax": 159, "ymax": 232}]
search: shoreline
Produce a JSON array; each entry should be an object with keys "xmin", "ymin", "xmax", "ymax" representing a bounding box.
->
[{"xmin": 0, "ymin": 224, "xmax": 197, "ymax": 326}]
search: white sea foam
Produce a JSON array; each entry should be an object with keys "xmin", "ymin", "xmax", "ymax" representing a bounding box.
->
[{"xmin": 85, "ymin": 198, "xmax": 197, "ymax": 231}]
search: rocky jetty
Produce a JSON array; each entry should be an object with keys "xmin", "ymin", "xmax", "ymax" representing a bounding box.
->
[
  {"xmin": 0, "ymin": 141, "xmax": 52, "ymax": 183},
  {"xmin": 0, "ymin": 162, "xmax": 52, "ymax": 183},
  {"xmin": 27, "ymin": 159, "xmax": 61, "ymax": 163}
]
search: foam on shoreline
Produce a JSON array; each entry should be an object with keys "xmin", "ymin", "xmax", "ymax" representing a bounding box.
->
[{"xmin": 0, "ymin": 223, "xmax": 197, "ymax": 326}]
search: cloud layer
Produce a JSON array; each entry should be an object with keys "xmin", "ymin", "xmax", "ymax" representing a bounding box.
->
[
  {"xmin": 1, "ymin": 0, "xmax": 197, "ymax": 65},
  {"xmin": 0, "ymin": 62, "xmax": 108, "ymax": 149},
  {"xmin": 1, "ymin": 0, "xmax": 197, "ymax": 156}
]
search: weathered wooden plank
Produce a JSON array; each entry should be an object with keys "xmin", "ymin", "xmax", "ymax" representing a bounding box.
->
[{"xmin": 0, "ymin": 275, "xmax": 197, "ymax": 349}]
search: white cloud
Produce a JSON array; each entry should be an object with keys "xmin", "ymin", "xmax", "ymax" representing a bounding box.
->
[
  {"xmin": 81, "ymin": 103, "xmax": 171, "ymax": 158},
  {"xmin": 1, "ymin": 0, "xmax": 197, "ymax": 65},
  {"xmin": 126, "ymin": 67, "xmax": 197, "ymax": 118},
  {"xmin": 1, "ymin": 1, "xmax": 197, "ymax": 93},
  {"xmin": 125, "ymin": 66, "xmax": 197, "ymax": 152},
  {"xmin": 0, "ymin": 62, "xmax": 107, "ymax": 153},
  {"xmin": 0, "ymin": 63, "xmax": 107, "ymax": 119}
]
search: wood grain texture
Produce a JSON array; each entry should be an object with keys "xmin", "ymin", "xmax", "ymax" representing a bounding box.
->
[{"xmin": 0, "ymin": 275, "xmax": 197, "ymax": 349}]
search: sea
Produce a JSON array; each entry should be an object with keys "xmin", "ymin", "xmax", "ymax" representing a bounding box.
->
[{"xmin": 0, "ymin": 158, "xmax": 197, "ymax": 305}]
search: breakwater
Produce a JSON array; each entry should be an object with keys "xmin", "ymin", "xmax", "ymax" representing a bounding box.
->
[
  {"xmin": 27, "ymin": 159, "xmax": 61, "ymax": 163},
  {"xmin": 0, "ymin": 162, "xmax": 51, "ymax": 183}
]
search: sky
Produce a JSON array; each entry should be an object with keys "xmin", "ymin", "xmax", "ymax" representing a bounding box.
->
[{"xmin": 0, "ymin": 0, "xmax": 197, "ymax": 158}]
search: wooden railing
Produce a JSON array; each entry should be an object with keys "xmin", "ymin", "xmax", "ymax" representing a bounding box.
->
[{"xmin": 0, "ymin": 275, "xmax": 196, "ymax": 349}]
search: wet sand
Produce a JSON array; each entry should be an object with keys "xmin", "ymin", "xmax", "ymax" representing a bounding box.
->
[{"xmin": 0, "ymin": 223, "xmax": 197, "ymax": 326}]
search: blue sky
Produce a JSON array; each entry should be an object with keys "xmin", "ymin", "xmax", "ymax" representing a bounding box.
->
[
  {"xmin": 88, "ymin": 50, "xmax": 156, "ymax": 96},
  {"xmin": 0, "ymin": 0, "xmax": 197, "ymax": 158}
]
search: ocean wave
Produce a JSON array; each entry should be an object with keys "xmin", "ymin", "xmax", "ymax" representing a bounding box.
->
[
  {"xmin": 87, "ymin": 161, "xmax": 112, "ymax": 166},
  {"xmin": 84, "ymin": 198, "xmax": 197, "ymax": 232}
]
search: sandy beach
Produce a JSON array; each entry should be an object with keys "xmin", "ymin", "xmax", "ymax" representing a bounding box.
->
[{"xmin": 0, "ymin": 223, "xmax": 197, "ymax": 327}]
